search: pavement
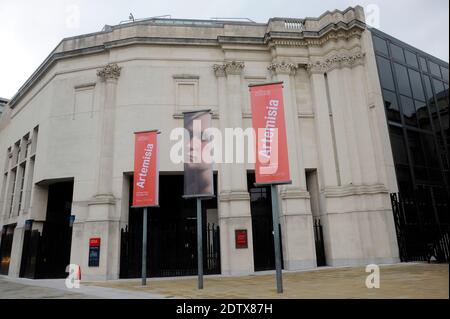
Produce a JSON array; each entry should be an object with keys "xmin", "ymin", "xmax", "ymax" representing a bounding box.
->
[
  {"xmin": 0, "ymin": 276, "xmax": 170, "ymax": 299},
  {"xmin": 0, "ymin": 262, "xmax": 448, "ymax": 299}
]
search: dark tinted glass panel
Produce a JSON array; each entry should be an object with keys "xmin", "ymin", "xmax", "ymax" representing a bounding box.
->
[
  {"xmin": 433, "ymin": 79, "xmax": 449, "ymax": 116},
  {"xmin": 394, "ymin": 63, "xmax": 412, "ymax": 97},
  {"xmin": 436, "ymin": 135, "xmax": 449, "ymax": 169},
  {"xmin": 400, "ymin": 95, "xmax": 417, "ymax": 126},
  {"xmin": 373, "ymin": 35, "xmax": 389, "ymax": 55},
  {"xmin": 428, "ymin": 92, "xmax": 441, "ymax": 134},
  {"xmin": 421, "ymin": 133, "xmax": 440, "ymax": 168},
  {"xmin": 433, "ymin": 79, "xmax": 445, "ymax": 95},
  {"xmin": 427, "ymin": 168, "xmax": 442, "ymax": 182},
  {"xmin": 429, "ymin": 61, "xmax": 442, "ymax": 78},
  {"xmin": 423, "ymin": 75, "xmax": 433, "ymax": 100},
  {"xmin": 434, "ymin": 187, "xmax": 449, "ymax": 224},
  {"xmin": 395, "ymin": 165, "xmax": 413, "ymax": 195},
  {"xmin": 419, "ymin": 57, "xmax": 428, "ymax": 73},
  {"xmin": 383, "ymin": 89, "xmax": 400, "ymax": 122},
  {"xmin": 405, "ymin": 50, "xmax": 418, "ymax": 68},
  {"xmin": 408, "ymin": 69, "xmax": 425, "ymax": 101},
  {"xmin": 376, "ymin": 56, "xmax": 395, "ymax": 91},
  {"xmin": 441, "ymin": 67, "xmax": 449, "ymax": 83},
  {"xmin": 407, "ymin": 130, "xmax": 426, "ymax": 166},
  {"xmin": 389, "ymin": 126, "xmax": 408, "ymax": 164},
  {"xmin": 390, "ymin": 43, "xmax": 405, "ymax": 62},
  {"xmin": 414, "ymin": 100, "xmax": 431, "ymax": 130},
  {"xmin": 414, "ymin": 166, "xmax": 428, "ymax": 181}
]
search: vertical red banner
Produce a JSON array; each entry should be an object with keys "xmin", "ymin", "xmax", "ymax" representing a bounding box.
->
[
  {"xmin": 249, "ymin": 82, "xmax": 291, "ymax": 185},
  {"xmin": 132, "ymin": 131, "xmax": 159, "ymax": 207}
]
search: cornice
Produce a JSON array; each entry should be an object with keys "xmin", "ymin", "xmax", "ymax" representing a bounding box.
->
[
  {"xmin": 323, "ymin": 184, "xmax": 389, "ymax": 198},
  {"xmin": 8, "ymin": 13, "xmax": 365, "ymax": 109},
  {"xmin": 265, "ymin": 20, "xmax": 365, "ymax": 48}
]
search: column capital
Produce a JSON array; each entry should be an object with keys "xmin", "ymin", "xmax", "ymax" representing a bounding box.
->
[
  {"xmin": 224, "ymin": 61, "xmax": 245, "ymax": 76},
  {"xmin": 97, "ymin": 63, "xmax": 122, "ymax": 81},
  {"xmin": 212, "ymin": 64, "xmax": 227, "ymax": 77},
  {"xmin": 305, "ymin": 51, "xmax": 366, "ymax": 75},
  {"xmin": 213, "ymin": 61, "xmax": 245, "ymax": 77},
  {"xmin": 268, "ymin": 61, "xmax": 298, "ymax": 76}
]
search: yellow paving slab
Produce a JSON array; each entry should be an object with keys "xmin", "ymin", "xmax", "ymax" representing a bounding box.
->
[{"xmin": 84, "ymin": 263, "xmax": 449, "ymax": 299}]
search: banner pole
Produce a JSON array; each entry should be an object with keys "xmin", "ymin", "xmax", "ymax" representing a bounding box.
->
[
  {"xmin": 197, "ymin": 198, "xmax": 204, "ymax": 289},
  {"xmin": 142, "ymin": 207, "xmax": 148, "ymax": 286},
  {"xmin": 271, "ymin": 184, "xmax": 283, "ymax": 293}
]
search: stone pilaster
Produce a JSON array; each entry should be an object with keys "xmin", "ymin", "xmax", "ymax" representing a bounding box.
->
[
  {"xmin": 325, "ymin": 67, "xmax": 355, "ymax": 186},
  {"xmin": 212, "ymin": 61, "xmax": 254, "ymax": 275},
  {"xmin": 306, "ymin": 69, "xmax": 339, "ymax": 188},
  {"xmin": 79, "ymin": 63, "xmax": 122, "ymax": 280},
  {"xmin": 350, "ymin": 63, "xmax": 379, "ymax": 185}
]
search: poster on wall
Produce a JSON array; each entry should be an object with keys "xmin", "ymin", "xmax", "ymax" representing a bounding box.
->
[
  {"xmin": 183, "ymin": 110, "xmax": 214, "ymax": 198},
  {"xmin": 249, "ymin": 82, "xmax": 291, "ymax": 186},
  {"xmin": 132, "ymin": 130, "xmax": 159, "ymax": 207}
]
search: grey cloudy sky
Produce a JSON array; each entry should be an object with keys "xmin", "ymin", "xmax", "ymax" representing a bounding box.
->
[{"xmin": 0, "ymin": 0, "xmax": 448, "ymax": 99}]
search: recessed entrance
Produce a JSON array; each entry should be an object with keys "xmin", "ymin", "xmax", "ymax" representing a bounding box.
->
[
  {"xmin": 0, "ymin": 224, "xmax": 15, "ymax": 275},
  {"xmin": 248, "ymin": 172, "xmax": 284, "ymax": 271},
  {"xmin": 19, "ymin": 180, "xmax": 74, "ymax": 279},
  {"xmin": 120, "ymin": 174, "xmax": 220, "ymax": 278}
]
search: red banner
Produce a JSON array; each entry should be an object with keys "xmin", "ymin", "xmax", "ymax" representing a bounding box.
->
[
  {"xmin": 132, "ymin": 131, "xmax": 159, "ymax": 207},
  {"xmin": 249, "ymin": 82, "xmax": 291, "ymax": 185}
]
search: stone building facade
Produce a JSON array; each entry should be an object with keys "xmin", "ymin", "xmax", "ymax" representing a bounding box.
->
[{"xmin": 0, "ymin": 6, "xmax": 400, "ymax": 280}]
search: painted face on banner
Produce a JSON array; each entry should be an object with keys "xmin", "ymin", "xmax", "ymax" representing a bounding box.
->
[{"xmin": 183, "ymin": 111, "xmax": 214, "ymax": 197}]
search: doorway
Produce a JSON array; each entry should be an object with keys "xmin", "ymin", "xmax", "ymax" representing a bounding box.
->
[
  {"xmin": 0, "ymin": 224, "xmax": 15, "ymax": 275},
  {"xmin": 306, "ymin": 169, "xmax": 327, "ymax": 267},
  {"xmin": 34, "ymin": 181, "xmax": 74, "ymax": 278},
  {"xmin": 120, "ymin": 174, "xmax": 220, "ymax": 278},
  {"xmin": 248, "ymin": 172, "xmax": 284, "ymax": 271}
]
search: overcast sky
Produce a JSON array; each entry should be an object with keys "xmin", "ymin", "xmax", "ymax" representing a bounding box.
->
[{"xmin": 0, "ymin": 0, "xmax": 448, "ymax": 99}]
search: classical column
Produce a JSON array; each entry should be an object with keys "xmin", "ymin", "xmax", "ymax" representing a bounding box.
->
[
  {"xmin": 305, "ymin": 63, "xmax": 339, "ymax": 188},
  {"xmin": 95, "ymin": 63, "xmax": 121, "ymax": 198},
  {"xmin": 224, "ymin": 61, "xmax": 248, "ymax": 192},
  {"xmin": 350, "ymin": 62, "xmax": 379, "ymax": 185},
  {"xmin": 325, "ymin": 61, "xmax": 356, "ymax": 186},
  {"xmin": 213, "ymin": 64, "xmax": 231, "ymax": 193},
  {"xmin": 212, "ymin": 61, "xmax": 254, "ymax": 275}
]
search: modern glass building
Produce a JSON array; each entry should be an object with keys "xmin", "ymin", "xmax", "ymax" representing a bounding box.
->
[{"xmin": 372, "ymin": 28, "xmax": 449, "ymax": 261}]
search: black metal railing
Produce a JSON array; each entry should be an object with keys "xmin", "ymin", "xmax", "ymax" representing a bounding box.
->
[
  {"xmin": 313, "ymin": 218, "xmax": 326, "ymax": 267},
  {"xmin": 120, "ymin": 222, "xmax": 221, "ymax": 278},
  {"xmin": 390, "ymin": 192, "xmax": 449, "ymax": 263}
]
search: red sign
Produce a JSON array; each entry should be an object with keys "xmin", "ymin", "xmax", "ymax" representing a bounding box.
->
[
  {"xmin": 249, "ymin": 82, "xmax": 291, "ymax": 185},
  {"xmin": 132, "ymin": 131, "xmax": 159, "ymax": 207},
  {"xmin": 89, "ymin": 237, "xmax": 101, "ymax": 247},
  {"xmin": 235, "ymin": 229, "xmax": 248, "ymax": 249}
]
